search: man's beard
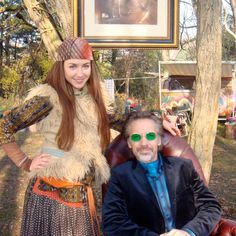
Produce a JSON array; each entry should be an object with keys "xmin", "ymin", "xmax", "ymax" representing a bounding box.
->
[{"xmin": 137, "ymin": 148, "xmax": 154, "ymax": 163}]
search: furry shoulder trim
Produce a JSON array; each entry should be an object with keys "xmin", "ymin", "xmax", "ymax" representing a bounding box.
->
[{"xmin": 25, "ymin": 84, "xmax": 59, "ymax": 105}]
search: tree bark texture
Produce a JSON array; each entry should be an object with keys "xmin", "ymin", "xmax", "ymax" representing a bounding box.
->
[
  {"xmin": 188, "ymin": 0, "xmax": 222, "ymax": 183},
  {"xmin": 51, "ymin": 0, "xmax": 73, "ymax": 38},
  {"xmin": 231, "ymin": 0, "xmax": 236, "ymax": 32},
  {"xmin": 23, "ymin": 0, "xmax": 62, "ymax": 60}
]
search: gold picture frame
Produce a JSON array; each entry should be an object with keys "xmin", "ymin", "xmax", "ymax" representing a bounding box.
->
[{"xmin": 73, "ymin": 0, "xmax": 179, "ymax": 48}]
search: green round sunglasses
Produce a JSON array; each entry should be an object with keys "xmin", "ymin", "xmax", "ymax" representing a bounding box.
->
[{"xmin": 130, "ymin": 132, "xmax": 157, "ymax": 142}]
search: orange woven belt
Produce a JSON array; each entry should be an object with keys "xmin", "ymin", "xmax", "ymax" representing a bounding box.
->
[
  {"xmin": 40, "ymin": 177, "xmax": 99, "ymax": 235},
  {"xmin": 41, "ymin": 176, "xmax": 82, "ymax": 188}
]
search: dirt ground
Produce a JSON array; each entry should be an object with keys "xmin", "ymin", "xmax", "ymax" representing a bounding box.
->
[
  {"xmin": 0, "ymin": 129, "xmax": 235, "ymax": 236},
  {"xmin": 209, "ymin": 135, "xmax": 236, "ymax": 220}
]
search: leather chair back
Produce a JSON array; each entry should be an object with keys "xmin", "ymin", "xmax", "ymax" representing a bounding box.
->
[{"xmin": 105, "ymin": 131, "xmax": 207, "ymax": 185}]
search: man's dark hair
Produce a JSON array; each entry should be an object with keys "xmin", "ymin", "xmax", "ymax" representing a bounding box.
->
[{"xmin": 123, "ymin": 111, "xmax": 163, "ymax": 139}]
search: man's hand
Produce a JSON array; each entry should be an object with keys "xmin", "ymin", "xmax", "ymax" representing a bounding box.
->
[
  {"xmin": 163, "ymin": 119, "xmax": 181, "ymax": 136},
  {"xmin": 160, "ymin": 229, "xmax": 191, "ymax": 236}
]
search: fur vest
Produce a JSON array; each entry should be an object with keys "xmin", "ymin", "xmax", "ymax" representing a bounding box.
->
[{"xmin": 25, "ymin": 83, "xmax": 116, "ymax": 184}]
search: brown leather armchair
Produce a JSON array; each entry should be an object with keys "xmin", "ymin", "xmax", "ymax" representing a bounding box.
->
[{"xmin": 104, "ymin": 132, "xmax": 236, "ymax": 236}]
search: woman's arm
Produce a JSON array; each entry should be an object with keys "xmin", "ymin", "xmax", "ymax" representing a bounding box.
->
[
  {"xmin": 0, "ymin": 96, "xmax": 53, "ymax": 171},
  {"xmin": 163, "ymin": 119, "xmax": 181, "ymax": 136}
]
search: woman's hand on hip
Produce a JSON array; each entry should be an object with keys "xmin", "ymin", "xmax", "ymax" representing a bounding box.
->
[{"xmin": 29, "ymin": 153, "xmax": 53, "ymax": 171}]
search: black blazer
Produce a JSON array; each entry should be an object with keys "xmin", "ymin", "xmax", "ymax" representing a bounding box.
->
[{"xmin": 102, "ymin": 156, "xmax": 221, "ymax": 236}]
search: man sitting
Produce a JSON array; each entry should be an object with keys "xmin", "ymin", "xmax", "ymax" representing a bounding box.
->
[{"xmin": 102, "ymin": 111, "xmax": 221, "ymax": 236}]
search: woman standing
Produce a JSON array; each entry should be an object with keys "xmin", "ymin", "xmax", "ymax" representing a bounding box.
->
[{"xmin": 0, "ymin": 37, "xmax": 179, "ymax": 235}]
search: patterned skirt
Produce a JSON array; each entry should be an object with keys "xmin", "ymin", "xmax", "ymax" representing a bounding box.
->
[{"xmin": 20, "ymin": 178, "xmax": 100, "ymax": 236}]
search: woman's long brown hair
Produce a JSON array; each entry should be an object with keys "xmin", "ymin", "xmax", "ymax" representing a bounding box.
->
[{"xmin": 45, "ymin": 61, "xmax": 110, "ymax": 151}]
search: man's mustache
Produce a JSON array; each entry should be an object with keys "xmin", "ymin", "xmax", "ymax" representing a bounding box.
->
[{"xmin": 137, "ymin": 147, "xmax": 153, "ymax": 153}]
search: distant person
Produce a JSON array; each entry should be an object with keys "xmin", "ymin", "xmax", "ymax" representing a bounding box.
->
[
  {"xmin": 125, "ymin": 99, "xmax": 131, "ymax": 114},
  {"xmin": 102, "ymin": 111, "xmax": 221, "ymax": 236}
]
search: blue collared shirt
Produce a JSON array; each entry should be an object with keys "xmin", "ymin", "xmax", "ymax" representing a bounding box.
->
[{"xmin": 140, "ymin": 154, "xmax": 196, "ymax": 236}]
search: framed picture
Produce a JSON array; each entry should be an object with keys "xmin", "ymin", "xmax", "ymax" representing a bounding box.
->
[{"xmin": 73, "ymin": 0, "xmax": 179, "ymax": 48}]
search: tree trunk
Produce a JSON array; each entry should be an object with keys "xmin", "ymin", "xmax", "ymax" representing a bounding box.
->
[
  {"xmin": 111, "ymin": 49, "xmax": 118, "ymax": 78},
  {"xmin": 0, "ymin": 30, "xmax": 3, "ymax": 67},
  {"xmin": 23, "ymin": 0, "xmax": 62, "ymax": 60},
  {"xmin": 124, "ymin": 50, "xmax": 135, "ymax": 98},
  {"xmin": 231, "ymin": 0, "xmax": 236, "ymax": 31},
  {"xmin": 5, "ymin": 35, "xmax": 10, "ymax": 66},
  {"xmin": 188, "ymin": 0, "xmax": 222, "ymax": 183},
  {"xmin": 51, "ymin": 0, "xmax": 73, "ymax": 38}
]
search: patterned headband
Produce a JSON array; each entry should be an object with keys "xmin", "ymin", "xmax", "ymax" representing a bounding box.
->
[{"xmin": 57, "ymin": 37, "xmax": 93, "ymax": 61}]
